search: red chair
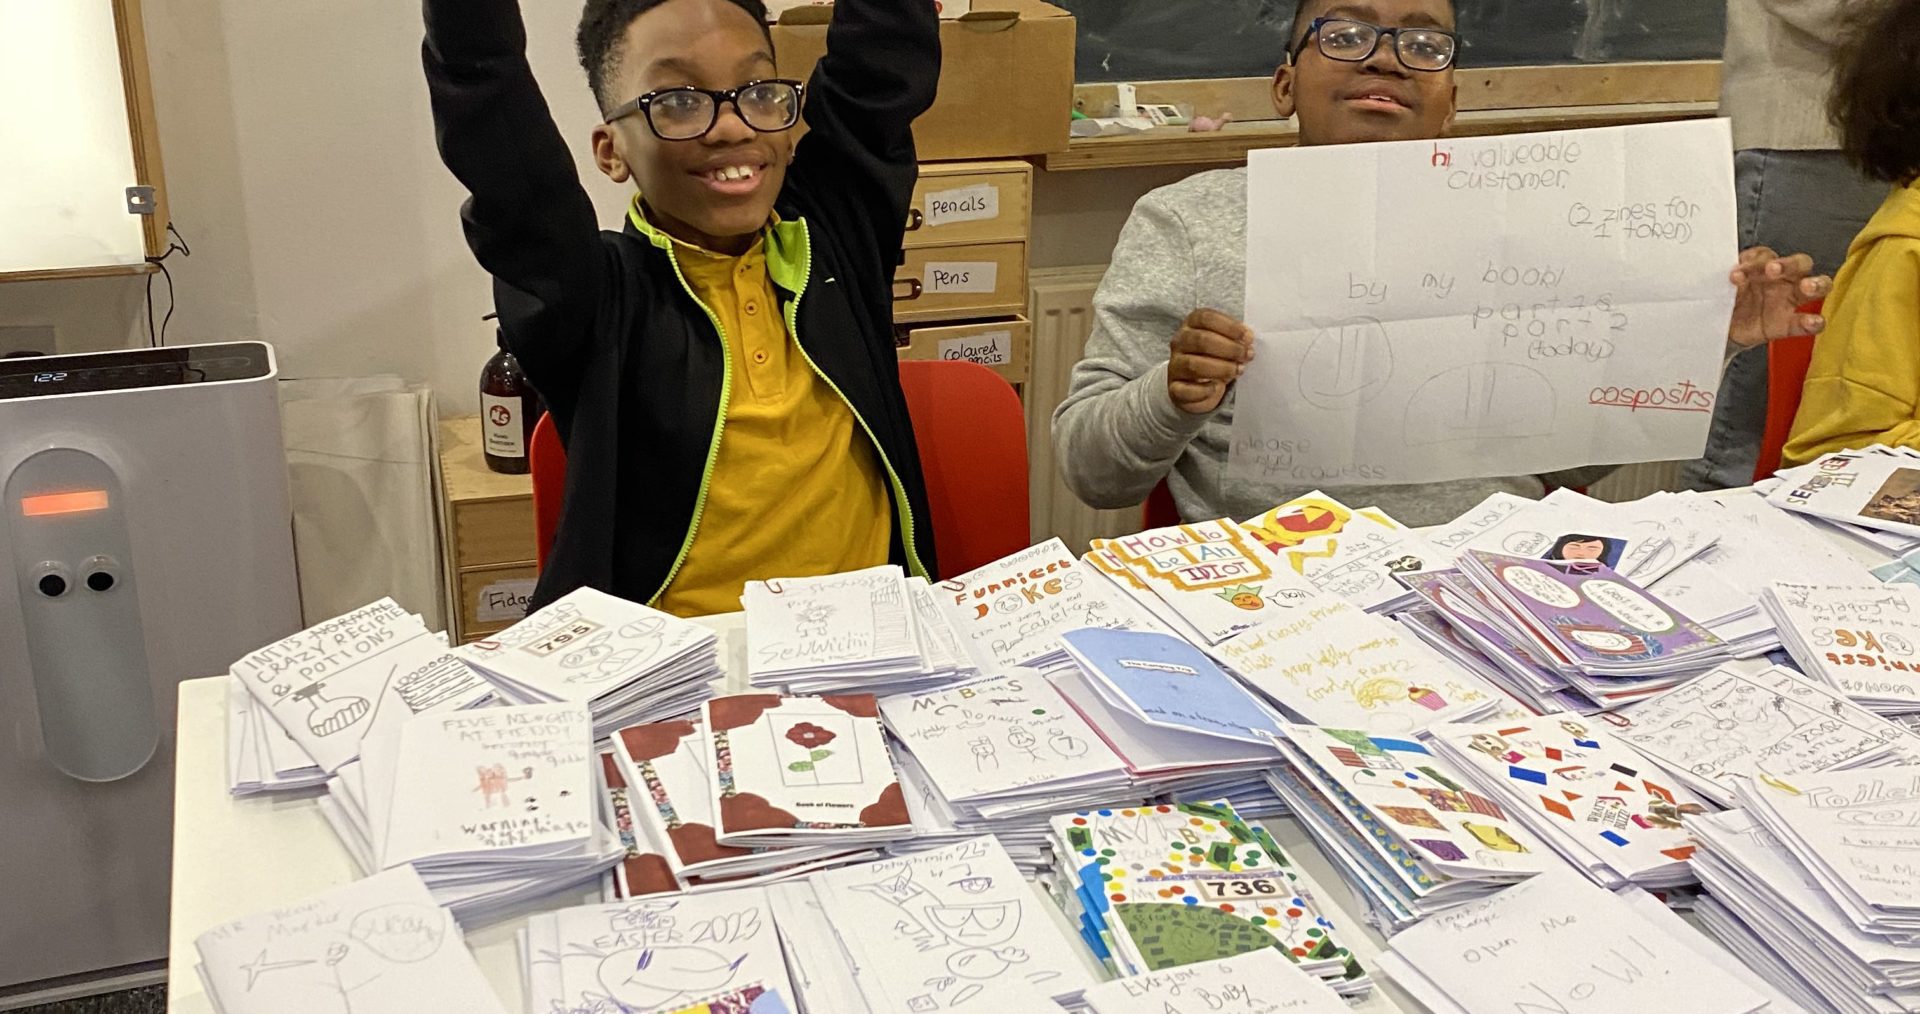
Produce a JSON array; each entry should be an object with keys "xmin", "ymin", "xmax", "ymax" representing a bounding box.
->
[
  {"xmin": 526, "ymin": 362, "xmax": 1034, "ymax": 581},
  {"xmin": 1143, "ymin": 479, "xmax": 1181, "ymax": 529},
  {"xmin": 1753, "ymin": 299, "xmax": 1826, "ymax": 483},
  {"xmin": 898, "ymin": 360, "xmax": 1031, "ymax": 578},
  {"xmin": 530, "ymin": 412, "xmax": 566, "ymax": 572}
]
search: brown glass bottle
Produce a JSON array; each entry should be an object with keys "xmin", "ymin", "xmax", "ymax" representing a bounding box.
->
[{"xmin": 478, "ymin": 318, "xmax": 540, "ymax": 475}]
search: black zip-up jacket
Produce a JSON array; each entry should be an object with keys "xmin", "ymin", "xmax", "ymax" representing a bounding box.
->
[{"xmin": 423, "ymin": 0, "xmax": 941, "ymax": 611}]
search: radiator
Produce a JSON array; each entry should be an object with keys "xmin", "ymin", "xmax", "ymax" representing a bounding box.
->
[{"xmin": 1026, "ymin": 266, "xmax": 1141, "ymax": 553}]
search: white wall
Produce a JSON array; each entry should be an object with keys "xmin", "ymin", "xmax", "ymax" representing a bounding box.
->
[{"xmin": 0, "ymin": 1, "xmax": 1173, "ymax": 411}]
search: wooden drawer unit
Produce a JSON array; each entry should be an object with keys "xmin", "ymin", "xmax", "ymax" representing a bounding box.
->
[
  {"xmin": 458, "ymin": 563, "xmax": 539, "ymax": 641},
  {"xmin": 904, "ymin": 160, "xmax": 1033, "ymax": 249},
  {"xmin": 898, "ymin": 316, "xmax": 1032, "ymax": 385},
  {"xmin": 436, "ymin": 418, "xmax": 537, "ymax": 643},
  {"xmin": 892, "ymin": 241, "xmax": 1028, "ymax": 324}
]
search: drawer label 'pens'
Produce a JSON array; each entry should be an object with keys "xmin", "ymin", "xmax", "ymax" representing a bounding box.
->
[{"xmin": 924, "ymin": 262, "xmax": 999, "ymax": 295}]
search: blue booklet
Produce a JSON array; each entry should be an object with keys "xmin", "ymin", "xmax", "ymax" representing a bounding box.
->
[{"xmin": 1060, "ymin": 628, "xmax": 1284, "ymax": 745}]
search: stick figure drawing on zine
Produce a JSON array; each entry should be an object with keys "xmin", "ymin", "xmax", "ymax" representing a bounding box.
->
[{"xmin": 849, "ymin": 856, "xmax": 1048, "ymax": 1010}]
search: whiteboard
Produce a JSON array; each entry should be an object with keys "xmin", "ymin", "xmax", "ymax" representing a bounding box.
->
[{"xmin": 0, "ymin": 0, "xmax": 148, "ymax": 275}]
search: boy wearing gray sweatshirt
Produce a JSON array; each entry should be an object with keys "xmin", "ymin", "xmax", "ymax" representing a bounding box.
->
[{"xmin": 1053, "ymin": 0, "xmax": 1834, "ymax": 527}]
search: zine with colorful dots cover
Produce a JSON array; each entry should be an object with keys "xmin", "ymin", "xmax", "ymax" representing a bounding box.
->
[{"xmin": 1049, "ymin": 802, "xmax": 1367, "ymax": 991}]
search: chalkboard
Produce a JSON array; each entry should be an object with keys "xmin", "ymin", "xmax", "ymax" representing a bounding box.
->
[{"xmin": 1059, "ymin": 0, "xmax": 1726, "ymax": 84}]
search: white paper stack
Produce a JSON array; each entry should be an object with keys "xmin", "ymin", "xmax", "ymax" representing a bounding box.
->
[
  {"xmin": 611, "ymin": 717, "xmax": 880, "ymax": 888},
  {"xmin": 318, "ymin": 703, "xmax": 623, "ymax": 922},
  {"xmin": 1767, "ymin": 447, "xmax": 1920, "ymax": 547},
  {"xmin": 1426, "ymin": 490, "xmax": 1705, "ymax": 585},
  {"xmin": 1263, "ymin": 724, "xmax": 1563, "ymax": 931},
  {"xmin": 1764, "ymin": 580, "xmax": 1920, "ymax": 716},
  {"xmin": 1609, "ymin": 663, "xmax": 1920, "ymax": 806},
  {"xmin": 194, "ymin": 866, "xmax": 506, "ymax": 1014},
  {"xmin": 229, "ymin": 598, "xmax": 494, "ymax": 774},
  {"xmin": 520, "ymin": 890, "xmax": 796, "ymax": 1014},
  {"xmin": 935, "ymin": 538, "xmax": 1168, "ymax": 673},
  {"xmin": 1378, "ymin": 869, "xmax": 1779, "ymax": 1014},
  {"xmin": 225, "ymin": 677, "xmax": 328, "ymax": 795},
  {"xmin": 798, "ymin": 838, "xmax": 1101, "ymax": 1012},
  {"xmin": 1080, "ymin": 951, "xmax": 1347, "ymax": 1013},
  {"xmin": 455, "ymin": 587, "xmax": 720, "ymax": 737},
  {"xmin": 1427, "ymin": 718, "xmax": 1711, "ymax": 889},
  {"xmin": 1738, "ymin": 767, "xmax": 1920, "ymax": 943},
  {"xmin": 742, "ymin": 566, "xmax": 935, "ymax": 695},
  {"xmin": 1691, "ymin": 808, "xmax": 1920, "ymax": 1014},
  {"xmin": 880, "ymin": 673, "xmax": 1134, "ymax": 864}
]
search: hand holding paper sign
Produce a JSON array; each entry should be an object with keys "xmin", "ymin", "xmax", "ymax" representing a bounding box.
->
[
  {"xmin": 1727, "ymin": 246, "xmax": 1833, "ymax": 349},
  {"xmin": 1168, "ymin": 308, "xmax": 1257, "ymax": 415}
]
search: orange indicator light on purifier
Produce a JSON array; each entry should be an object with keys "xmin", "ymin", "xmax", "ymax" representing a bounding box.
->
[{"xmin": 20, "ymin": 490, "xmax": 109, "ymax": 517}]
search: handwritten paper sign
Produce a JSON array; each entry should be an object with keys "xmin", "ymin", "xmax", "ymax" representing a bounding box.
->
[
  {"xmin": 1231, "ymin": 120, "xmax": 1738, "ymax": 486},
  {"xmin": 1385, "ymin": 869, "xmax": 1769, "ymax": 1014}
]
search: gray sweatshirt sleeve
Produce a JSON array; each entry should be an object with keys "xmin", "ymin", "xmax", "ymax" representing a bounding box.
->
[{"xmin": 1051, "ymin": 192, "xmax": 1217, "ymax": 510}]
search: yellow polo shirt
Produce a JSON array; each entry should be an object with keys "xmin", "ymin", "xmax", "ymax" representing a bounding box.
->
[{"xmin": 655, "ymin": 228, "xmax": 893, "ymax": 617}]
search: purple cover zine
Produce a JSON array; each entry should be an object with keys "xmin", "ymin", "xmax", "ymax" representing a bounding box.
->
[{"xmin": 1460, "ymin": 550, "xmax": 1724, "ymax": 668}]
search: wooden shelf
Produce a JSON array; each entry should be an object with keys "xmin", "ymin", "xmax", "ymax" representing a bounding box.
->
[
  {"xmin": 1041, "ymin": 101, "xmax": 1720, "ymax": 172},
  {"xmin": 0, "ymin": 261, "xmax": 159, "ymax": 285}
]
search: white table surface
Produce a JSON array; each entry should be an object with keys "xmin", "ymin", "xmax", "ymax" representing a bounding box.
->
[{"xmin": 166, "ymin": 612, "xmax": 1418, "ymax": 1013}]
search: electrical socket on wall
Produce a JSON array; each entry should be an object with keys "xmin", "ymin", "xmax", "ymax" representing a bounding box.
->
[{"xmin": 0, "ymin": 326, "xmax": 56, "ymax": 358}]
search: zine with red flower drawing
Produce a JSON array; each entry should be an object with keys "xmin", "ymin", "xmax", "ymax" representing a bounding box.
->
[{"xmin": 702, "ymin": 694, "xmax": 911, "ymax": 845}]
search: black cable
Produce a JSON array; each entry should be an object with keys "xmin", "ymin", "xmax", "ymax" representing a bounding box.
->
[{"xmin": 144, "ymin": 222, "xmax": 192, "ymax": 347}]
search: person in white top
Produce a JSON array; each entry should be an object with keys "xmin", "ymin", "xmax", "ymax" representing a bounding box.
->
[{"xmin": 1684, "ymin": 0, "xmax": 1893, "ymax": 490}]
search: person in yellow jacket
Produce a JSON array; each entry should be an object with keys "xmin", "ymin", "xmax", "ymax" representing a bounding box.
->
[{"xmin": 1782, "ymin": 0, "xmax": 1920, "ymax": 466}]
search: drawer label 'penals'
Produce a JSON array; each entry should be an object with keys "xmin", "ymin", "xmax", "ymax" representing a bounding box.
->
[{"xmin": 925, "ymin": 183, "xmax": 1000, "ymax": 227}]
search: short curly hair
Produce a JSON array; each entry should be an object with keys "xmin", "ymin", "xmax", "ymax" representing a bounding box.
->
[
  {"xmin": 577, "ymin": 0, "xmax": 773, "ymax": 114},
  {"xmin": 1829, "ymin": 0, "xmax": 1920, "ymax": 183}
]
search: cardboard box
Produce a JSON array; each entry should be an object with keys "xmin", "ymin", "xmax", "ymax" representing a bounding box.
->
[
  {"xmin": 767, "ymin": 0, "xmax": 973, "ymax": 20},
  {"xmin": 774, "ymin": 0, "xmax": 1075, "ymax": 161}
]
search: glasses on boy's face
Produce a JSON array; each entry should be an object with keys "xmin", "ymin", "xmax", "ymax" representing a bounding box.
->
[
  {"xmin": 605, "ymin": 79, "xmax": 805, "ymax": 140},
  {"xmin": 1291, "ymin": 17, "xmax": 1459, "ymax": 72}
]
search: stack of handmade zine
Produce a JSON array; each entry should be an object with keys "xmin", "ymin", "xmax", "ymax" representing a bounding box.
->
[
  {"xmin": 1049, "ymin": 800, "xmax": 1374, "ymax": 999},
  {"xmin": 878, "ymin": 670, "xmax": 1137, "ymax": 869},
  {"xmin": 1425, "ymin": 717, "xmax": 1711, "ymax": 889},
  {"xmin": 742, "ymin": 566, "xmax": 975, "ymax": 696},
  {"xmin": 934, "ymin": 538, "xmax": 1168, "ymax": 674},
  {"xmin": 1764, "ymin": 579, "xmax": 1920, "ymax": 717},
  {"xmin": 1690, "ymin": 794, "xmax": 1920, "ymax": 1014},
  {"xmin": 1377, "ymin": 869, "xmax": 1793, "ymax": 1014},
  {"xmin": 1263, "ymin": 723, "xmax": 1562, "ymax": 932},
  {"xmin": 1448, "ymin": 549, "xmax": 1731, "ymax": 708},
  {"xmin": 319, "ymin": 703, "xmax": 624, "ymax": 922},
  {"xmin": 607, "ymin": 692, "xmax": 916, "ymax": 892},
  {"xmin": 456, "ymin": 587, "xmax": 719, "ymax": 738},
  {"xmin": 227, "ymin": 597, "xmax": 494, "ymax": 792}
]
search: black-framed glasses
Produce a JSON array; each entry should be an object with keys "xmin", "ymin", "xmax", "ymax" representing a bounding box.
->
[
  {"xmin": 1291, "ymin": 17, "xmax": 1459, "ymax": 72},
  {"xmin": 605, "ymin": 79, "xmax": 805, "ymax": 140}
]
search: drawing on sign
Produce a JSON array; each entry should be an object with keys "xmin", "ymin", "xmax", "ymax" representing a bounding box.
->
[
  {"xmin": 1299, "ymin": 317, "xmax": 1393, "ymax": 409},
  {"xmin": 1404, "ymin": 362, "xmax": 1556, "ymax": 446}
]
